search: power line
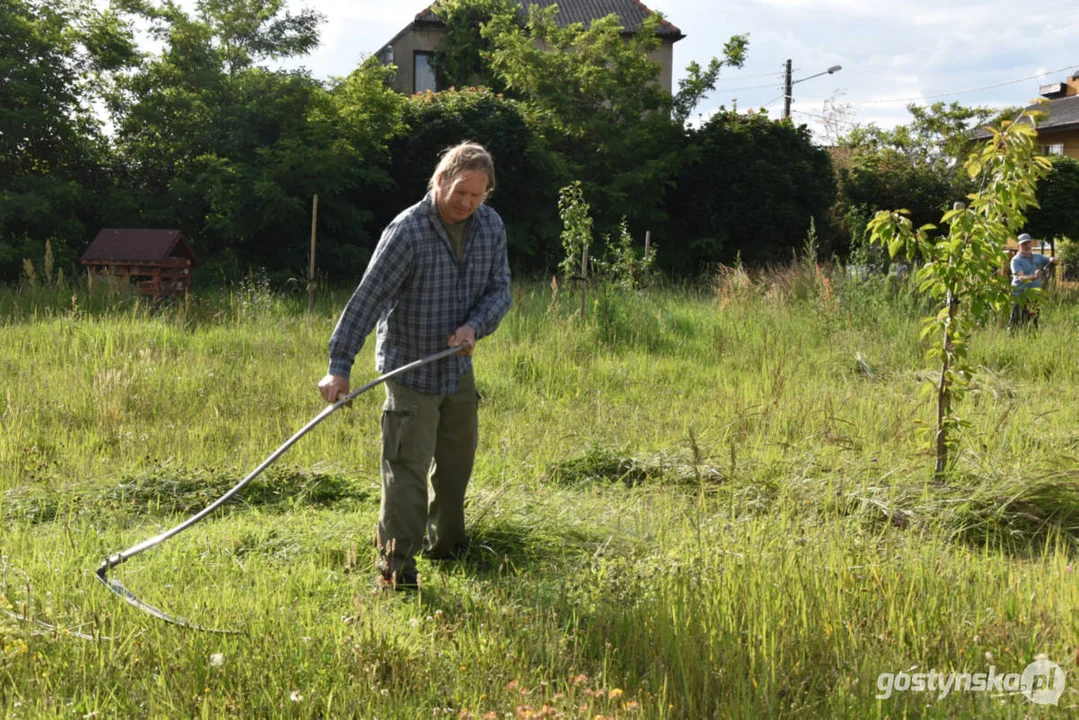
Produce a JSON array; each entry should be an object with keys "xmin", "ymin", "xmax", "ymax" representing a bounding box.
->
[
  {"xmin": 795, "ymin": 63, "xmax": 1079, "ymax": 106},
  {"xmin": 791, "ymin": 109, "xmax": 831, "ymax": 121},
  {"xmin": 712, "ymin": 77, "xmax": 785, "ymax": 93},
  {"xmin": 791, "ymin": 109, "xmax": 860, "ymax": 131},
  {"xmin": 760, "ymin": 93, "xmax": 785, "ymax": 109},
  {"xmin": 714, "ymin": 68, "xmax": 788, "ymax": 83}
]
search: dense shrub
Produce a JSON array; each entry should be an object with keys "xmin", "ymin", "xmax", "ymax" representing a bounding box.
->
[
  {"xmin": 663, "ymin": 110, "xmax": 836, "ymax": 274},
  {"xmin": 371, "ymin": 88, "xmax": 564, "ymax": 272},
  {"xmin": 1058, "ymin": 236, "xmax": 1079, "ymax": 280},
  {"xmin": 1026, "ymin": 155, "xmax": 1079, "ymax": 244}
]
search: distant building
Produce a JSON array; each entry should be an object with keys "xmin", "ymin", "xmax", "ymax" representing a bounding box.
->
[
  {"xmin": 1032, "ymin": 73, "xmax": 1079, "ymax": 159},
  {"xmin": 81, "ymin": 228, "xmax": 198, "ymax": 298},
  {"xmin": 376, "ymin": 0, "xmax": 684, "ymax": 96},
  {"xmin": 973, "ymin": 72, "xmax": 1079, "ymax": 160}
]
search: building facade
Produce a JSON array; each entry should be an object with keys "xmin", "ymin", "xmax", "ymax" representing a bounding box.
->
[{"xmin": 376, "ymin": 1, "xmax": 684, "ymax": 96}]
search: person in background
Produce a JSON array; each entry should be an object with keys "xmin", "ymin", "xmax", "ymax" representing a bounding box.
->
[
  {"xmin": 1009, "ymin": 232, "xmax": 1057, "ymax": 330},
  {"xmin": 318, "ymin": 141, "xmax": 512, "ymax": 591}
]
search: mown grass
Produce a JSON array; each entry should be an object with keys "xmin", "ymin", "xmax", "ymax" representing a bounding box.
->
[{"xmin": 0, "ymin": 271, "xmax": 1076, "ymax": 718}]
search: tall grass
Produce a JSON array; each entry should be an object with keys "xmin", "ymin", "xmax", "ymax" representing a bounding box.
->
[{"xmin": 0, "ymin": 268, "xmax": 1075, "ymax": 718}]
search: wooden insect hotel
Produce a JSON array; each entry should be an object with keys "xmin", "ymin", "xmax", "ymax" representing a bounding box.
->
[{"xmin": 81, "ymin": 229, "xmax": 198, "ymax": 298}]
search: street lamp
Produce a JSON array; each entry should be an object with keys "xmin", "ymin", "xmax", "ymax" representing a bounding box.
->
[{"xmin": 783, "ymin": 60, "xmax": 842, "ymax": 119}]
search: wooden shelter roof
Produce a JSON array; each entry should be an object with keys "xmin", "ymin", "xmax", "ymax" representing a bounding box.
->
[{"xmin": 81, "ymin": 229, "xmax": 198, "ymax": 266}]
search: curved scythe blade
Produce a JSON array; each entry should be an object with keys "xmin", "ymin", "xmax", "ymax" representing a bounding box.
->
[{"xmin": 95, "ymin": 345, "xmax": 464, "ymax": 631}]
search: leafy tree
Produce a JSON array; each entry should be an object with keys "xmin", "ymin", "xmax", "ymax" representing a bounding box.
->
[
  {"xmin": 106, "ymin": 0, "xmax": 401, "ymax": 279},
  {"xmin": 431, "ymin": 0, "xmax": 516, "ymax": 91},
  {"xmin": 481, "ymin": 4, "xmax": 747, "ymax": 241},
  {"xmin": 838, "ymin": 102, "xmax": 1001, "ymax": 236},
  {"xmin": 845, "ymin": 102, "xmax": 998, "ymax": 182},
  {"xmin": 485, "ymin": 6, "xmax": 668, "ymax": 134},
  {"xmin": 665, "ymin": 109, "xmax": 836, "ymax": 272},
  {"xmin": 0, "ymin": 0, "xmax": 138, "ymax": 281},
  {"xmin": 194, "ymin": 0, "xmax": 321, "ymax": 77},
  {"xmin": 671, "ymin": 36, "xmax": 748, "ymax": 126},
  {"xmin": 319, "ymin": 60, "xmax": 408, "ymax": 277}
]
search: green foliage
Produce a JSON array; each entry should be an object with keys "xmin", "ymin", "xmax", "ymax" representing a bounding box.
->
[
  {"xmin": 194, "ymin": 0, "xmax": 323, "ymax": 75},
  {"xmin": 594, "ymin": 219, "xmax": 656, "ymax": 291},
  {"xmin": 431, "ymin": 0, "xmax": 517, "ymax": 91},
  {"xmin": 484, "ymin": 6, "xmax": 666, "ymax": 136},
  {"xmin": 844, "ymin": 204, "xmax": 888, "ymax": 275},
  {"xmin": 481, "ymin": 5, "xmax": 746, "ymax": 240},
  {"xmin": 375, "ymin": 87, "xmax": 561, "ymax": 268},
  {"xmin": 839, "ymin": 102, "xmax": 998, "ymax": 232},
  {"xmin": 483, "ymin": 5, "xmax": 668, "ymax": 234},
  {"xmin": 104, "ymin": 1, "xmax": 398, "ymax": 280},
  {"xmin": 844, "ymin": 102, "xmax": 997, "ymax": 182},
  {"xmin": 838, "ymin": 161, "xmax": 953, "ymax": 243},
  {"xmin": 1025, "ymin": 154, "xmax": 1079, "ymax": 243},
  {"xmin": 867, "ymin": 107, "xmax": 1051, "ymax": 479},
  {"xmin": 0, "ymin": 0, "xmax": 138, "ymax": 282},
  {"xmin": 1057, "ymin": 235, "xmax": 1079, "ymax": 280},
  {"xmin": 557, "ymin": 181, "xmax": 593, "ymax": 279},
  {"xmin": 671, "ymin": 35, "xmax": 748, "ymax": 126},
  {"xmin": 666, "ymin": 109, "xmax": 836, "ymax": 272}
]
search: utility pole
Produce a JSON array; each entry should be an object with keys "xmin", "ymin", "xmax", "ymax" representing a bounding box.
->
[
  {"xmin": 783, "ymin": 59, "xmax": 793, "ymax": 119},
  {"xmin": 782, "ymin": 60, "xmax": 842, "ymax": 121}
]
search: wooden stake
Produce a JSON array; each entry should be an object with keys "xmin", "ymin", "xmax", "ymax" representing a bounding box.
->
[
  {"xmin": 580, "ymin": 243, "xmax": 589, "ymax": 319},
  {"xmin": 308, "ymin": 194, "xmax": 318, "ymax": 313}
]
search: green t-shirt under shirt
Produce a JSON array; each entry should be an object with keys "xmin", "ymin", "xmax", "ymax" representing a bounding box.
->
[{"xmin": 442, "ymin": 217, "xmax": 470, "ymax": 264}]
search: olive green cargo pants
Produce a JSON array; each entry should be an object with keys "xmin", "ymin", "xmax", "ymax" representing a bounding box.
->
[{"xmin": 376, "ymin": 371, "xmax": 478, "ymax": 579}]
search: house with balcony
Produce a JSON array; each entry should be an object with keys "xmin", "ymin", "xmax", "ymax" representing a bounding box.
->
[{"xmin": 376, "ymin": 0, "xmax": 684, "ymax": 96}]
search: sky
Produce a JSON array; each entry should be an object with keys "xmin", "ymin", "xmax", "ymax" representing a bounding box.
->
[{"xmin": 144, "ymin": 0, "xmax": 1079, "ymax": 141}]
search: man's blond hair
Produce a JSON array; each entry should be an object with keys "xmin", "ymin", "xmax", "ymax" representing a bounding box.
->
[{"xmin": 428, "ymin": 141, "xmax": 496, "ymax": 195}]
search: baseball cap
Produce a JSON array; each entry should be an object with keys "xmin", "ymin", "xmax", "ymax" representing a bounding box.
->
[{"xmin": 1017, "ymin": 233, "xmax": 1034, "ymax": 244}]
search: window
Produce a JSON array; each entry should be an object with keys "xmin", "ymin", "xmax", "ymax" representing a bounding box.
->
[
  {"xmin": 1043, "ymin": 143, "xmax": 1065, "ymax": 156},
  {"xmin": 414, "ymin": 51, "xmax": 436, "ymax": 93}
]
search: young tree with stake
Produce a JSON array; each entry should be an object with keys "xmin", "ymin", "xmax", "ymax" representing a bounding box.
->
[{"xmin": 867, "ymin": 108, "xmax": 1051, "ymax": 481}]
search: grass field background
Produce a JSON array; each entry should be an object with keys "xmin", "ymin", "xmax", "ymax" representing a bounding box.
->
[{"xmin": 1, "ymin": 269, "xmax": 1076, "ymax": 718}]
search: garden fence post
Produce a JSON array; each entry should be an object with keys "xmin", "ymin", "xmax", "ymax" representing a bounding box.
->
[
  {"xmin": 580, "ymin": 244, "xmax": 589, "ymax": 319},
  {"xmin": 308, "ymin": 194, "xmax": 318, "ymax": 314}
]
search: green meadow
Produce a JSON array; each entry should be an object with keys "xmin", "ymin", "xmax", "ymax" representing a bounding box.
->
[{"xmin": 0, "ymin": 271, "xmax": 1076, "ymax": 718}]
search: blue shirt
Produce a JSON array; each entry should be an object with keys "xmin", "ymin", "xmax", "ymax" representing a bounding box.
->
[
  {"xmin": 327, "ymin": 192, "xmax": 512, "ymax": 395},
  {"xmin": 1010, "ymin": 252, "xmax": 1051, "ymax": 293}
]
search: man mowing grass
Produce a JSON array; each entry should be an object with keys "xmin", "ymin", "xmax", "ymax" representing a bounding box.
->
[{"xmin": 318, "ymin": 141, "xmax": 512, "ymax": 591}]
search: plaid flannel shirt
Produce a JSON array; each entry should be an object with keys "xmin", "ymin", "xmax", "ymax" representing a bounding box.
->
[{"xmin": 327, "ymin": 192, "xmax": 512, "ymax": 395}]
